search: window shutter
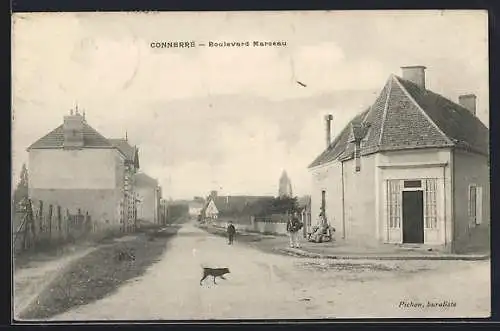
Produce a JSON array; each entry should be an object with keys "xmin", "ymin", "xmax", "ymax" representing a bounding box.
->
[
  {"xmin": 476, "ymin": 186, "xmax": 483, "ymax": 225},
  {"xmin": 468, "ymin": 185, "xmax": 474, "ymax": 219}
]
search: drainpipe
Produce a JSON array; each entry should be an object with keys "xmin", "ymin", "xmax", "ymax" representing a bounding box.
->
[
  {"xmin": 451, "ymin": 149, "xmax": 456, "ymax": 253},
  {"xmin": 341, "ymin": 161, "xmax": 346, "ymax": 239},
  {"xmin": 443, "ymin": 164, "xmax": 447, "ymax": 248}
]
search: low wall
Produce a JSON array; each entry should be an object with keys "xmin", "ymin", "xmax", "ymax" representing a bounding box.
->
[
  {"xmin": 210, "ymin": 214, "xmax": 289, "ymax": 236},
  {"xmin": 252, "ymin": 220, "xmax": 287, "ymax": 235}
]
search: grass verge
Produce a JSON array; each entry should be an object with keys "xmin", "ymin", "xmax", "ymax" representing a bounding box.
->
[{"xmin": 18, "ymin": 225, "xmax": 180, "ymax": 320}]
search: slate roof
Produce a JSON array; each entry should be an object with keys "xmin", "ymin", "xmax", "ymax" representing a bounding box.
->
[
  {"xmin": 109, "ymin": 138, "xmax": 137, "ymax": 162},
  {"xmin": 309, "ymin": 74, "xmax": 489, "ymax": 168},
  {"xmin": 202, "ymin": 195, "xmax": 274, "ymax": 215},
  {"xmin": 27, "ymin": 122, "xmax": 113, "ymax": 150},
  {"xmin": 27, "ymin": 117, "xmax": 141, "ymax": 169}
]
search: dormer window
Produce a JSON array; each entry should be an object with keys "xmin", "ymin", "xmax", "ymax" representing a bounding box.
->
[{"xmin": 354, "ymin": 141, "xmax": 361, "ymax": 172}]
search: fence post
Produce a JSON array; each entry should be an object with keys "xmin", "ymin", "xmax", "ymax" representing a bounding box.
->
[
  {"xmin": 57, "ymin": 205, "xmax": 62, "ymax": 242},
  {"xmin": 38, "ymin": 200, "xmax": 44, "ymax": 234},
  {"xmin": 48, "ymin": 204, "xmax": 53, "ymax": 241},
  {"xmin": 28, "ymin": 199, "xmax": 36, "ymax": 249},
  {"xmin": 66, "ymin": 209, "xmax": 70, "ymax": 237}
]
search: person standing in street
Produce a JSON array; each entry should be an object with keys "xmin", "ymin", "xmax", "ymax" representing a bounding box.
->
[
  {"xmin": 227, "ymin": 220, "xmax": 236, "ymax": 245},
  {"xmin": 286, "ymin": 211, "xmax": 303, "ymax": 248}
]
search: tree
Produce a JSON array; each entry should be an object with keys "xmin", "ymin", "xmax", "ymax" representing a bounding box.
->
[
  {"xmin": 251, "ymin": 196, "xmax": 298, "ymax": 217},
  {"xmin": 13, "ymin": 163, "xmax": 29, "ymax": 206}
]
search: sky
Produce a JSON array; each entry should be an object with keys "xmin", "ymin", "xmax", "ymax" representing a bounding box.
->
[{"xmin": 12, "ymin": 10, "xmax": 489, "ymax": 200}]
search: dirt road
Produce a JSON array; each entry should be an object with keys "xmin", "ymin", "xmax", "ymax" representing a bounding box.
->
[{"xmin": 50, "ymin": 222, "xmax": 490, "ymax": 320}]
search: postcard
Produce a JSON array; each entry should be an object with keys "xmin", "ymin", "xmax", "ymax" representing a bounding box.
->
[{"xmin": 11, "ymin": 10, "xmax": 490, "ymax": 321}]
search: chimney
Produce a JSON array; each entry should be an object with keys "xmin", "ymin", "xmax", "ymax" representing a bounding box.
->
[
  {"xmin": 401, "ymin": 65, "xmax": 427, "ymax": 89},
  {"xmin": 324, "ymin": 114, "xmax": 333, "ymax": 148},
  {"xmin": 63, "ymin": 110, "xmax": 85, "ymax": 148},
  {"xmin": 458, "ymin": 94, "xmax": 477, "ymax": 116},
  {"xmin": 210, "ymin": 190, "xmax": 218, "ymax": 199}
]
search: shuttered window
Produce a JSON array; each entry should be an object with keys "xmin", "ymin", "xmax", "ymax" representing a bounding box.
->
[
  {"xmin": 424, "ymin": 179, "xmax": 438, "ymax": 229},
  {"xmin": 468, "ymin": 185, "xmax": 483, "ymax": 225},
  {"xmin": 387, "ymin": 180, "xmax": 401, "ymax": 228}
]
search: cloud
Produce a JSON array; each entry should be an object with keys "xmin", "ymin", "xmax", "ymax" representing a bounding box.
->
[{"xmin": 11, "ymin": 11, "xmax": 489, "ymax": 199}]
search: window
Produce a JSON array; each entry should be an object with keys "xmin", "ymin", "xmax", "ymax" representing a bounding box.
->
[
  {"xmin": 387, "ymin": 180, "xmax": 401, "ymax": 228},
  {"xmin": 468, "ymin": 185, "xmax": 483, "ymax": 225},
  {"xmin": 354, "ymin": 141, "xmax": 361, "ymax": 172},
  {"xmin": 424, "ymin": 179, "xmax": 438, "ymax": 228}
]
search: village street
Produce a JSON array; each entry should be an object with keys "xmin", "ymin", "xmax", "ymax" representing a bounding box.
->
[{"xmin": 49, "ymin": 221, "xmax": 490, "ymax": 320}]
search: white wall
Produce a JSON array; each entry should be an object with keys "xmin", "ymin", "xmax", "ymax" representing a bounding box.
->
[
  {"xmin": 29, "ymin": 148, "xmax": 120, "ymax": 189},
  {"xmin": 309, "ymin": 161, "xmax": 344, "ymax": 237},
  {"xmin": 377, "ymin": 148, "xmax": 453, "ymax": 246}
]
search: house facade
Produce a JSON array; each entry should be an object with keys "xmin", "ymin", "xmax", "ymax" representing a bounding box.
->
[
  {"xmin": 308, "ymin": 66, "xmax": 489, "ymax": 253},
  {"xmin": 135, "ymin": 172, "xmax": 161, "ymax": 224},
  {"xmin": 27, "ymin": 109, "xmax": 140, "ymax": 232},
  {"xmin": 204, "ymin": 199, "xmax": 219, "ymax": 220},
  {"xmin": 187, "ymin": 197, "xmax": 205, "ymax": 218}
]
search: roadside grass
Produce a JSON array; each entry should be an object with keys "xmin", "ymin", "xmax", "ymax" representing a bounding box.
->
[{"xmin": 18, "ymin": 225, "xmax": 180, "ymax": 320}]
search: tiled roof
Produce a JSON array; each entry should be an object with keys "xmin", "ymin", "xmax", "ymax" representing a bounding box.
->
[
  {"xmin": 27, "ymin": 122, "xmax": 113, "ymax": 150},
  {"xmin": 309, "ymin": 74, "xmax": 489, "ymax": 168},
  {"xmin": 202, "ymin": 195, "xmax": 274, "ymax": 215},
  {"xmin": 109, "ymin": 138, "xmax": 136, "ymax": 162}
]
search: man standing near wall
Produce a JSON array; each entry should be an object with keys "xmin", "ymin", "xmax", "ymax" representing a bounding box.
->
[
  {"xmin": 287, "ymin": 211, "xmax": 303, "ymax": 248},
  {"xmin": 227, "ymin": 220, "xmax": 236, "ymax": 245}
]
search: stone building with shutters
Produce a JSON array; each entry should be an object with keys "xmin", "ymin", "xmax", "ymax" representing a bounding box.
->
[
  {"xmin": 27, "ymin": 108, "xmax": 140, "ymax": 233},
  {"xmin": 308, "ymin": 66, "xmax": 490, "ymax": 253}
]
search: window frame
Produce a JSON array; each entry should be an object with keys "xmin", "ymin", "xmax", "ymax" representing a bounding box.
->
[{"xmin": 468, "ymin": 184, "xmax": 482, "ymax": 226}]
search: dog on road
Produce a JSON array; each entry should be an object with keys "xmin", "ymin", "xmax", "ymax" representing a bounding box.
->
[{"xmin": 200, "ymin": 267, "xmax": 230, "ymax": 285}]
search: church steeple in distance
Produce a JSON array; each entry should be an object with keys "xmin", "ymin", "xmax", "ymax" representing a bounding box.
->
[{"xmin": 278, "ymin": 170, "xmax": 293, "ymax": 198}]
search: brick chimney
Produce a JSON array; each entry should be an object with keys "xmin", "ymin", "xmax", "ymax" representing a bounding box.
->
[
  {"xmin": 324, "ymin": 114, "xmax": 333, "ymax": 148},
  {"xmin": 63, "ymin": 108, "xmax": 85, "ymax": 148},
  {"xmin": 458, "ymin": 94, "xmax": 477, "ymax": 116},
  {"xmin": 401, "ymin": 65, "xmax": 427, "ymax": 89}
]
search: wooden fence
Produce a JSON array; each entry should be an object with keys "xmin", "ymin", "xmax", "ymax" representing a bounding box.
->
[{"xmin": 13, "ymin": 198, "xmax": 98, "ymax": 256}]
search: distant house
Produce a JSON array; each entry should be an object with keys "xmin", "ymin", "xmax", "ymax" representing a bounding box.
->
[
  {"xmin": 188, "ymin": 200, "xmax": 205, "ymax": 217},
  {"xmin": 308, "ymin": 66, "xmax": 489, "ymax": 253},
  {"xmin": 159, "ymin": 198, "xmax": 168, "ymax": 224},
  {"xmin": 135, "ymin": 172, "xmax": 161, "ymax": 224},
  {"xmin": 204, "ymin": 199, "xmax": 219, "ymax": 220},
  {"xmin": 201, "ymin": 190, "xmax": 273, "ymax": 222},
  {"xmin": 27, "ymin": 109, "xmax": 140, "ymax": 232}
]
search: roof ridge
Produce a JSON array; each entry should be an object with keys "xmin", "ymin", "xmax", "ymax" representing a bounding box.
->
[
  {"xmin": 378, "ymin": 75, "xmax": 394, "ymax": 146},
  {"xmin": 393, "ymin": 76, "xmax": 454, "ymax": 146},
  {"xmin": 83, "ymin": 122, "xmax": 113, "ymax": 147}
]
